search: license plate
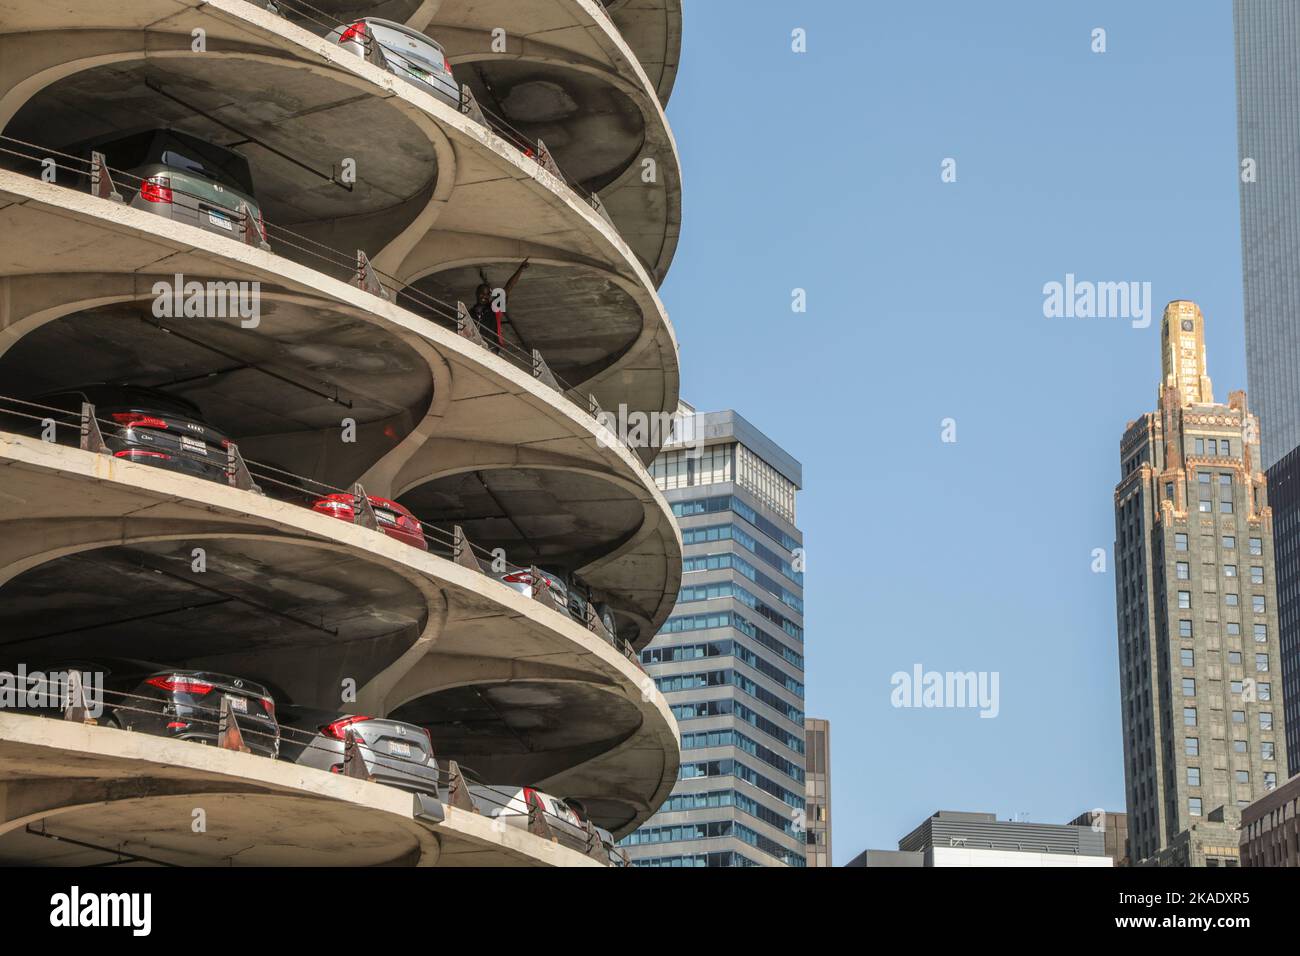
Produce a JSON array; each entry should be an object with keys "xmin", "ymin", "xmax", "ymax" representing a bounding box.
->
[
  {"xmin": 208, "ymin": 210, "xmax": 233, "ymax": 230},
  {"xmin": 374, "ymin": 509, "xmax": 395, "ymax": 524},
  {"xmin": 180, "ymin": 436, "xmax": 207, "ymax": 456},
  {"xmin": 226, "ymin": 695, "xmax": 248, "ymax": 714},
  {"xmin": 388, "ymin": 740, "xmax": 411, "ymax": 757}
]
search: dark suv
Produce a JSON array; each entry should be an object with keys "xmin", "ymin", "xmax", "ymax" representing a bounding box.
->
[
  {"xmin": 76, "ymin": 129, "xmax": 269, "ymax": 249},
  {"xmin": 108, "ymin": 665, "xmax": 280, "ymax": 758},
  {"xmin": 27, "ymin": 384, "xmax": 238, "ymax": 485}
]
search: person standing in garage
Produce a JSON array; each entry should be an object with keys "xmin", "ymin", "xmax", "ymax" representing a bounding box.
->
[{"xmin": 470, "ymin": 259, "xmax": 529, "ymax": 354}]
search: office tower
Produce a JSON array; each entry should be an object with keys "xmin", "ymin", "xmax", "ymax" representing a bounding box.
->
[
  {"xmin": 1113, "ymin": 300, "xmax": 1288, "ymax": 866},
  {"xmin": 846, "ymin": 811, "xmax": 1112, "ymax": 867},
  {"xmin": 1235, "ymin": 0, "xmax": 1300, "ymax": 778},
  {"xmin": 621, "ymin": 406, "xmax": 806, "ymax": 867},
  {"xmin": 804, "ymin": 717, "xmax": 832, "ymax": 866}
]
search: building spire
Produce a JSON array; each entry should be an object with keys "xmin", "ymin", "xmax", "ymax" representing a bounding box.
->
[{"xmin": 1160, "ymin": 300, "xmax": 1214, "ymax": 406}]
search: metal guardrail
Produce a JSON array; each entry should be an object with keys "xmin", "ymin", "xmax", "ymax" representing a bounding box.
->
[
  {"xmin": 0, "ymin": 392, "xmax": 644, "ymax": 666},
  {"xmin": 0, "ymin": 134, "xmax": 642, "ymax": 460},
  {"xmin": 8, "ymin": 671, "xmax": 629, "ymax": 865}
]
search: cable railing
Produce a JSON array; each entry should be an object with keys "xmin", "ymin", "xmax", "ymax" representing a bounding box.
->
[
  {"xmin": 0, "ymin": 391, "xmax": 643, "ymax": 668},
  {"xmin": 3, "ymin": 670, "xmax": 630, "ymax": 865},
  {"xmin": 0, "ymin": 133, "xmax": 650, "ymax": 462},
  {"xmin": 264, "ymin": 0, "xmax": 617, "ymax": 223}
]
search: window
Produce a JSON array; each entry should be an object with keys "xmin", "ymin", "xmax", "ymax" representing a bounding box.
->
[
  {"xmin": 1184, "ymin": 707, "xmax": 1198, "ymax": 726},
  {"xmin": 1265, "ymin": 772, "xmax": 1278, "ymax": 790},
  {"xmin": 1224, "ymin": 564, "xmax": 1237, "ymax": 577},
  {"xmin": 1256, "ymin": 654, "xmax": 1269, "ymax": 672},
  {"xmin": 1178, "ymin": 591, "xmax": 1191, "ymax": 609},
  {"xmin": 1236, "ymin": 770, "xmax": 1250, "ymax": 784},
  {"xmin": 1253, "ymin": 595, "xmax": 1265, "ymax": 613},
  {"xmin": 1196, "ymin": 439, "xmax": 1205, "ymax": 455},
  {"xmin": 1250, "ymin": 566, "xmax": 1264, "ymax": 585},
  {"xmin": 1234, "ymin": 739, "xmax": 1247, "ymax": 753},
  {"xmin": 1261, "ymin": 712, "xmax": 1273, "ymax": 730},
  {"xmin": 1221, "ymin": 499, "xmax": 1234, "ymax": 514},
  {"xmin": 1222, "ymin": 439, "xmax": 1231, "ymax": 456},
  {"xmin": 1229, "ymin": 651, "xmax": 1242, "ymax": 665},
  {"xmin": 1186, "ymin": 737, "xmax": 1199, "ymax": 757},
  {"xmin": 1227, "ymin": 622, "xmax": 1242, "ymax": 636},
  {"xmin": 1200, "ymin": 499, "xmax": 1213, "ymax": 513},
  {"xmin": 1263, "ymin": 742, "xmax": 1275, "ymax": 761},
  {"xmin": 1183, "ymin": 678, "xmax": 1196, "ymax": 696},
  {"xmin": 1259, "ymin": 682, "xmax": 1271, "ymax": 701},
  {"xmin": 1226, "ymin": 593, "xmax": 1240, "ymax": 607},
  {"xmin": 1232, "ymin": 710, "xmax": 1246, "ymax": 724},
  {"xmin": 1175, "ymin": 533, "xmax": 1188, "ymax": 551},
  {"xmin": 1254, "ymin": 624, "xmax": 1268, "ymax": 643},
  {"xmin": 1250, "ymin": 538, "xmax": 1263, "ymax": 556},
  {"xmin": 1190, "ymin": 797, "xmax": 1203, "ymax": 816},
  {"xmin": 1223, "ymin": 536, "xmax": 1236, "ymax": 549},
  {"xmin": 1181, "ymin": 649, "xmax": 1194, "ymax": 667},
  {"xmin": 1188, "ymin": 767, "xmax": 1201, "ymax": 786},
  {"xmin": 1179, "ymin": 620, "xmax": 1193, "ymax": 638},
  {"xmin": 1231, "ymin": 680, "xmax": 1243, "ymax": 694},
  {"xmin": 1176, "ymin": 562, "xmax": 1190, "ymax": 580}
]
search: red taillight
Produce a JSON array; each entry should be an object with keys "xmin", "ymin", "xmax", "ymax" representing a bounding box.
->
[
  {"xmin": 140, "ymin": 177, "xmax": 173, "ymax": 204},
  {"xmin": 443, "ymin": 57, "xmax": 453, "ymax": 74},
  {"xmin": 314, "ymin": 497, "xmax": 354, "ymax": 518},
  {"xmin": 321, "ymin": 715, "xmax": 372, "ymax": 740},
  {"xmin": 147, "ymin": 675, "xmax": 214, "ymax": 696},
  {"xmin": 112, "ymin": 412, "xmax": 168, "ymax": 429},
  {"xmin": 115, "ymin": 450, "xmax": 171, "ymax": 461},
  {"xmin": 339, "ymin": 21, "xmax": 366, "ymax": 44},
  {"xmin": 166, "ymin": 721, "xmax": 189, "ymax": 730},
  {"xmin": 262, "ymin": 697, "xmax": 275, "ymax": 718},
  {"xmin": 502, "ymin": 571, "xmax": 533, "ymax": 584}
]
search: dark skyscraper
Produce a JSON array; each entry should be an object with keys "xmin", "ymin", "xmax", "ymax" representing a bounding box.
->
[{"xmin": 1113, "ymin": 301, "xmax": 1287, "ymax": 866}]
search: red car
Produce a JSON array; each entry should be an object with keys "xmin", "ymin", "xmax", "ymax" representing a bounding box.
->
[{"xmin": 311, "ymin": 493, "xmax": 428, "ymax": 551}]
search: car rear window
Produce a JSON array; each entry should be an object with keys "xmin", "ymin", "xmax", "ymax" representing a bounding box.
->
[
  {"xmin": 369, "ymin": 23, "xmax": 447, "ymax": 69},
  {"xmin": 154, "ymin": 134, "xmax": 256, "ymax": 194}
]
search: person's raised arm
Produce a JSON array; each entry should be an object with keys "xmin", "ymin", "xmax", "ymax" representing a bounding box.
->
[{"xmin": 503, "ymin": 258, "xmax": 530, "ymax": 295}]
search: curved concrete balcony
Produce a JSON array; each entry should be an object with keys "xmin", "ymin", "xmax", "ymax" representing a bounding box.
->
[
  {"xmin": 0, "ymin": 713, "xmax": 605, "ymax": 865},
  {"xmin": 600, "ymin": 0, "xmax": 683, "ymax": 106},
  {"xmin": 0, "ymin": 172, "xmax": 682, "ymax": 643},
  {"xmin": 0, "ymin": 0, "xmax": 679, "ymax": 444},
  {"xmin": 263, "ymin": 0, "xmax": 683, "ymax": 282},
  {"xmin": 0, "ymin": 434, "xmax": 680, "ymax": 836}
]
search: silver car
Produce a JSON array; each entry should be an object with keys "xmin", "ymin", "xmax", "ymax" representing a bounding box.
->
[
  {"xmin": 79, "ymin": 129, "xmax": 269, "ymax": 250},
  {"xmin": 497, "ymin": 567, "xmax": 619, "ymax": 639},
  {"xmin": 469, "ymin": 784, "xmax": 602, "ymax": 855},
  {"xmin": 327, "ymin": 18, "xmax": 459, "ymax": 108},
  {"xmin": 278, "ymin": 709, "xmax": 441, "ymax": 797}
]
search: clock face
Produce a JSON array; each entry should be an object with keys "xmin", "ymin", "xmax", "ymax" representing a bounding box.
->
[{"xmin": 1182, "ymin": 320, "xmax": 1194, "ymax": 332}]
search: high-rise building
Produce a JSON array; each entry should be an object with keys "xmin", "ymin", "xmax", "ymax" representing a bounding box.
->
[
  {"xmin": 1066, "ymin": 809, "xmax": 1129, "ymax": 866},
  {"xmin": 1113, "ymin": 300, "xmax": 1288, "ymax": 867},
  {"xmin": 621, "ymin": 406, "xmax": 806, "ymax": 867},
  {"xmin": 1236, "ymin": 1, "xmax": 1300, "ymax": 781},
  {"xmin": 804, "ymin": 717, "xmax": 832, "ymax": 866}
]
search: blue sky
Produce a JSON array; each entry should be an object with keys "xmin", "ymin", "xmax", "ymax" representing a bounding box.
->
[{"xmin": 659, "ymin": 1, "xmax": 1243, "ymax": 862}]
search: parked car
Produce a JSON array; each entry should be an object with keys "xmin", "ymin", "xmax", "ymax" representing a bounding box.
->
[
  {"xmin": 24, "ymin": 384, "xmax": 238, "ymax": 485},
  {"xmin": 327, "ymin": 18, "xmax": 459, "ymax": 108},
  {"xmin": 60, "ymin": 660, "xmax": 279, "ymax": 758},
  {"xmin": 74, "ymin": 129, "xmax": 269, "ymax": 249},
  {"xmin": 311, "ymin": 493, "xmax": 428, "ymax": 550},
  {"xmin": 278, "ymin": 709, "xmax": 441, "ymax": 796},
  {"xmin": 468, "ymin": 783, "xmax": 598, "ymax": 853},
  {"xmin": 564, "ymin": 798, "xmax": 627, "ymax": 866},
  {"xmin": 497, "ymin": 567, "xmax": 618, "ymax": 637}
]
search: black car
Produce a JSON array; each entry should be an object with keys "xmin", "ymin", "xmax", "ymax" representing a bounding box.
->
[
  {"xmin": 25, "ymin": 384, "xmax": 236, "ymax": 485},
  {"xmin": 0, "ymin": 657, "xmax": 279, "ymax": 758},
  {"xmin": 107, "ymin": 665, "xmax": 280, "ymax": 758}
]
